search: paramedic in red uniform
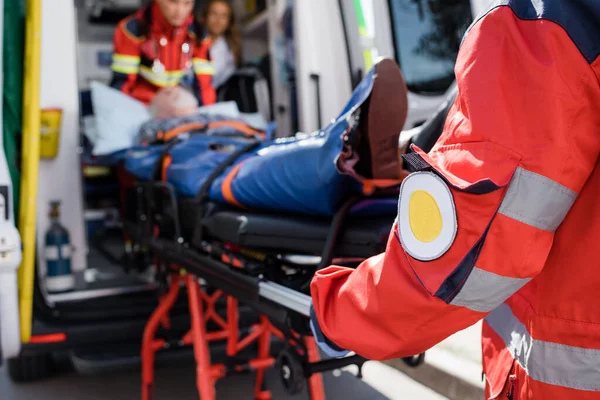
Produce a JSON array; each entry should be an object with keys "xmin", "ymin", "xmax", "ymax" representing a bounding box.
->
[
  {"xmin": 109, "ymin": 0, "xmax": 216, "ymax": 107},
  {"xmin": 310, "ymin": 1, "xmax": 600, "ymax": 399}
]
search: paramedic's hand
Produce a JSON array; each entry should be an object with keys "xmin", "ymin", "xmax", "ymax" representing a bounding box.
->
[{"xmin": 309, "ymin": 305, "xmax": 350, "ymax": 358}]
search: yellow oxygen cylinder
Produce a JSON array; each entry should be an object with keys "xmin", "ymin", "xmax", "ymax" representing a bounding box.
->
[{"xmin": 18, "ymin": 0, "xmax": 42, "ymax": 343}]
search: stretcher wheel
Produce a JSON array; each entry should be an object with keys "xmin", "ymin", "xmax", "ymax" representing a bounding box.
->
[
  {"xmin": 7, "ymin": 353, "xmax": 55, "ymax": 382},
  {"xmin": 277, "ymin": 350, "xmax": 305, "ymax": 395},
  {"xmin": 402, "ymin": 352, "xmax": 425, "ymax": 368}
]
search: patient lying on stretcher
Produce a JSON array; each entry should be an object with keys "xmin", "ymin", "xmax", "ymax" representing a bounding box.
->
[{"xmin": 123, "ymin": 58, "xmax": 411, "ymax": 216}]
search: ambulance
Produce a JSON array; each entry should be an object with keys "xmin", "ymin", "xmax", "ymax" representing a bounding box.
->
[{"xmin": 0, "ymin": 0, "xmax": 486, "ymax": 387}]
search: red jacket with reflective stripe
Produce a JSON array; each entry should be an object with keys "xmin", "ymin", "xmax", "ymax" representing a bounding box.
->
[
  {"xmin": 310, "ymin": 1, "xmax": 600, "ymax": 398},
  {"xmin": 109, "ymin": 2, "xmax": 216, "ymax": 106}
]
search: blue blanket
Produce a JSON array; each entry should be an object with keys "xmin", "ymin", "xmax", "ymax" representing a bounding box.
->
[{"xmin": 124, "ymin": 60, "xmax": 400, "ymax": 216}]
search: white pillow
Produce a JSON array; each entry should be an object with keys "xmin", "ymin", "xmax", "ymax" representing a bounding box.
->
[
  {"xmin": 196, "ymin": 100, "xmax": 241, "ymax": 118},
  {"xmin": 89, "ymin": 81, "xmax": 151, "ymax": 156},
  {"xmin": 239, "ymin": 112, "xmax": 268, "ymax": 130},
  {"xmin": 82, "ymin": 115, "xmax": 99, "ymax": 145}
]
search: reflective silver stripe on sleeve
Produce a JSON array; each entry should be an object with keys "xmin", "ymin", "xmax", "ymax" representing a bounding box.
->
[
  {"xmin": 447, "ymin": 168, "xmax": 576, "ymax": 312},
  {"xmin": 485, "ymin": 303, "xmax": 600, "ymax": 391},
  {"xmin": 450, "ymin": 268, "xmax": 530, "ymax": 312},
  {"xmin": 498, "ymin": 167, "xmax": 577, "ymax": 232}
]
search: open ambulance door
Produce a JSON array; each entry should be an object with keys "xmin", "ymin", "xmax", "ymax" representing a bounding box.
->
[
  {"xmin": 0, "ymin": 0, "xmax": 25, "ymax": 364},
  {"xmin": 0, "ymin": 130, "xmax": 22, "ymax": 363},
  {"xmin": 293, "ymin": 0, "xmax": 353, "ymax": 133},
  {"xmin": 231, "ymin": 0, "xmax": 353, "ymax": 136},
  {"xmin": 339, "ymin": 0, "xmax": 475, "ymax": 129}
]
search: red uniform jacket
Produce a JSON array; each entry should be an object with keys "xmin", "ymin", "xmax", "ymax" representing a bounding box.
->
[
  {"xmin": 310, "ymin": 1, "xmax": 600, "ymax": 398},
  {"xmin": 109, "ymin": 2, "xmax": 216, "ymax": 106}
]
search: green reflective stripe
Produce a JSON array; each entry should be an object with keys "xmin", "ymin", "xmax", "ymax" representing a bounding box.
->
[
  {"xmin": 353, "ymin": 0, "xmax": 367, "ymax": 35},
  {"xmin": 139, "ymin": 66, "xmax": 183, "ymax": 87},
  {"xmin": 111, "ymin": 54, "xmax": 140, "ymax": 75},
  {"xmin": 111, "ymin": 64, "xmax": 139, "ymax": 74},
  {"xmin": 499, "ymin": 167, "xmax": 577, "ymax": 232},
  {"xmin": 193, "ymin": 58, "xmax": 214, "ymax": 75},
  {"xmin": 485, "ymin": 304, "xmax": 600, "ymax": 391},
  {"xmin": 112, "ymin": 54, "xmax": 140, "ymax": 63},
  {"xmin": 353, "ymin": 0, "xmax": 375, "ymax": 71},
  {"xmin": 194, "ymin": 65, "xmax": 215, "ymax": 75}
]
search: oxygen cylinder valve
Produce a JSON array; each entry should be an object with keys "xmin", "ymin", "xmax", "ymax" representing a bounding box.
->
[{"xmin": 44, "ymin": 200, "xmax": 75, "ymax": 293}]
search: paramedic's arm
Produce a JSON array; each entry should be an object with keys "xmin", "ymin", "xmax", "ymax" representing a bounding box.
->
[
  {"xmin": 310, "ymin": 6, "xmax": 600, "ymax": 360},
  {"xmin": 109, "ymin": 18, "xmax": 141, "ymax": 95},
  {"xmin": 192, "ymin": 38, "xmax": 217, "ymax": 106}
]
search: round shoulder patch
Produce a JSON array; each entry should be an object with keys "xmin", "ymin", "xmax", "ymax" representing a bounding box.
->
[{"xmin": 398, "ymin": 171, "xmax": 457, "ymax": 261}]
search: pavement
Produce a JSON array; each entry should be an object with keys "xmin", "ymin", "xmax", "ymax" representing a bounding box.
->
[
  {"xmin": 0, "ymin": 354, "xmax": 448, "ymax": 400},
  {"xmin": 384, "ymin": 322, "xmax": 485, "ymax": 400},
  {"xmin": 0, "ymin": 322, "xmax": 486, "ymax": 400}
]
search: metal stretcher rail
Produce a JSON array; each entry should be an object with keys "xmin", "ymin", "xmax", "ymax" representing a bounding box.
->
[
  {"xmin": 258, "ymin": 281, "xmax": 312, "ymax": 317},
  {"xmin": 152, "ymin": 238, "xmax": 260, "ymax": 304}
]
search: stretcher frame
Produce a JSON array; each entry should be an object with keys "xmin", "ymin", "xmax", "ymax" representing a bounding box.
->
[
  {"xmin": 126, "ymin": 174, "xmax": 424, "ymax": 400},
  {"xmin": 122, "ymin": 77, "xmax": 435, "ymax": 397}
]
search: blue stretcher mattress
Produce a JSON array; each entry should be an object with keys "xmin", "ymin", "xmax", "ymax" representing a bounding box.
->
[{"xmin": 123, "ymin": 60, "xmax": 404, "ymax": 217}]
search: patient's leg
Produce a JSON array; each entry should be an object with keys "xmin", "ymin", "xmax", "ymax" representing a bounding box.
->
[{"xmin": 348, "ymin": 59, "xmax": 409, "ymax": 181}]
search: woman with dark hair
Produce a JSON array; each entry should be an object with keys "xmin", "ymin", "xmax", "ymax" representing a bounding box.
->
[
  {"xmin": 199, "ymin": 0, "xmax": 242, "ymax": 89},
  {"xmin": 109, "ymin": 0, "xmax": 217, "ymax": 107}
]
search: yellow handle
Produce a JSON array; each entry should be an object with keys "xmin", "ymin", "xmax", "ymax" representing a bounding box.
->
[{"xmin": 18, "ymin": 0, "xmax": 42, "ymax": 344}]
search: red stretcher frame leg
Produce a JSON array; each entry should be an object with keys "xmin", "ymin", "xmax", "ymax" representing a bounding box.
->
[
  {"xmin": 306, "ymin": 337, "xmax": 326, "ymax": 400},
  {"xmin": 186, "ymin": 274, "xmax": 218, "ymax": 400},
  {"xmin": 141, "ymin": 274, "xmax": 182, "ymax": 400},
  {"xmin": 143, "ymin": 269, "xmax": 331, "ymax": 400}
]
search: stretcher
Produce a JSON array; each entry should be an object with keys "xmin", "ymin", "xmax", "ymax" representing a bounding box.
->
[{"xmin": 120, "ymin": 58, "xmax": 454, "ymax": 399}]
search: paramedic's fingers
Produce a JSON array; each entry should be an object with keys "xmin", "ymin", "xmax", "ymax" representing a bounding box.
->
[{"xmin": 309, "ymin": 304, "xmax": 350, "ymax": 358}]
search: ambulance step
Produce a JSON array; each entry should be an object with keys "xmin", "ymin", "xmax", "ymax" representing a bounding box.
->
[
  {"xmin": 70, "ymin": 334, "xmax": 286, "ymax": 376},
  {"xmin": 69, "ymin": 343, "xmax": 198, "ymax": 376}
]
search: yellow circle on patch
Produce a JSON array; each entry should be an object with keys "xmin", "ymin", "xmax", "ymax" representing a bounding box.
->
[
  {"xmin": 398, "ymin": 171, "xmax": 457, "ymax": 261},
  {"xmin": 409, "ymin": 190, "xmax": 443, "ymax": 242}
]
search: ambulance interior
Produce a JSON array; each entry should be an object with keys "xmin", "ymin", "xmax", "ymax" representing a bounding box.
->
[{"xmin": 35, "ymin": 0, "xmax": 477, "ymax": 323}]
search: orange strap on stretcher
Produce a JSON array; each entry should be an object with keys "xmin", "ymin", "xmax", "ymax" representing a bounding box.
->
[
  {"xmin": 156, "ymin": 120, "xmax": 265, "ymax": 142},
  {"xmin": 221, "ymin": 162, "xmax": 246, "ymax": 209}
]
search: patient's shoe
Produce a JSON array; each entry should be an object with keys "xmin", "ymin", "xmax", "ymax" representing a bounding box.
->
[{"xmin": 338, "ymin": 58, "xmax": 409, "ymax": 182}]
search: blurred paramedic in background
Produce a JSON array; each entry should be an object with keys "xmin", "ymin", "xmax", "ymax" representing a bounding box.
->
[
  {"xmin": 110, "ymin": 0, "xmax": 217, "ymax": 108},
  {"xmin": 199, "ymin": 0, "xmax": 241, "ymax": 89}
]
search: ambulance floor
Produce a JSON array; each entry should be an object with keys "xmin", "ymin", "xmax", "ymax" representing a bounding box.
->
[
  {"xmin": 46, "ymin": 233, "xmax": 155, "ymax": 304},
  {"xmin": 0, "ymin": 355, "xmax": 448, "ymax": 400}
]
